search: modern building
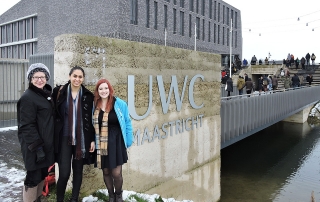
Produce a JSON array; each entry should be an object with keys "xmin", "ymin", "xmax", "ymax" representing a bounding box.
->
[{"xmin": 0, "ymin": 0, "xmax": 242, "ymax": 65}]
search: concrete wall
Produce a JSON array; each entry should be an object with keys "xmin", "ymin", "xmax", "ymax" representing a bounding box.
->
[{"xmin": 54, "ymin": 34, "xmax": 221, "ymax": 201}]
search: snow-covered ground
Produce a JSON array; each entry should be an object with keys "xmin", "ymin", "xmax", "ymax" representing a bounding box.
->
[{"xmin": 0, "ymin": 126, "xmax": 192, "ymax": 202}]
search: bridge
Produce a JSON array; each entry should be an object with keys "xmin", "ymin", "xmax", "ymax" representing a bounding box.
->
[{"xmin": 220, "ymin": 85, "xmax": 320, "ymax": 149}]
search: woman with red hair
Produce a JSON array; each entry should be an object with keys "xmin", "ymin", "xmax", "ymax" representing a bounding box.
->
[{"xmin": 93, "ymin": 78, "xmax": 133, "ymax": 202}]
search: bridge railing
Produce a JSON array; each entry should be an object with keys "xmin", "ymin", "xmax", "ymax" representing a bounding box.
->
[{"xmin": 220, "ymin": 85, "xmax": 320, "ymax": 148}]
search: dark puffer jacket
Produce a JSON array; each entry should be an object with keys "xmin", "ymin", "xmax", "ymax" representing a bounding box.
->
[
  {"xmin": 17, "ymin": 84, "xmax": 55, "ymax": 171},
  {"xmin": 52, "ymin": 82, "xmax": 95, "ymax": 164}
]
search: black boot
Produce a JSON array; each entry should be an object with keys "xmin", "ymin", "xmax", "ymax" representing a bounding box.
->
[
  {"xmin": 108, "ymin": 192, "xmax": 115, "ymax": 202},
  {"xmin": 69, "ymin": 198, "xmax": 78, "ymax": 202},
  {"xmin": 115, "ymin": 191, "xmax": 123, "ymax": 202}
]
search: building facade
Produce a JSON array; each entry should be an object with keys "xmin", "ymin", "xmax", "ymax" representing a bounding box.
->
[{"xmin": 0, "ymin": 0, "xmax": 242, "ymax": 63}]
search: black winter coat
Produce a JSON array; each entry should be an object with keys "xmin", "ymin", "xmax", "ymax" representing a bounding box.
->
[
  {"xmin": 17, "ymin": 84, "xmax": 55, "ymax": 171},
  {"xmin": 52, "ymin": 83, "xmax": 95, "ymax": 164}
]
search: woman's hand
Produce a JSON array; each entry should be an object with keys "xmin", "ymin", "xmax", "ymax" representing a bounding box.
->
[{"xmin": 89, "ymin": 141, "xmax": 95, "ymax": 152}]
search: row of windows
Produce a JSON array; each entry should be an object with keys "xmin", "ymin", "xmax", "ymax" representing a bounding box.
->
[
  {"xmin": 0, "ymin": 16, "xmax": 37, "ymax": 59},
  {"xmin": 0, "ymin": 17, "xmax": 37, "ymax": 45},
  {"xmin": 131, "ymin": 0, "xmax": 238, "ymax": 29},
  {"xmin": 0, "ymin": 43, "xmax": 36, "ymax": 59}
]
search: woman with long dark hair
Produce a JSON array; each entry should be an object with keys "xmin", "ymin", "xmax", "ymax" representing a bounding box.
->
[
  {"xmin": 93, "ymin": 78, "xmax": 133, "ymax": 202},
  {"xmin": 52, "ymin": 66, "xmax": 95, "ymax": 202}
]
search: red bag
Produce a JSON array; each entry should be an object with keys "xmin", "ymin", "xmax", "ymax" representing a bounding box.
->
[{"xmin": 42, "ymin": 164, "xmax": 56, "ymax": 196}]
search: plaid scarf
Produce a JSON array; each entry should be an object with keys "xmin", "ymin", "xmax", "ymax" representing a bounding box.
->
[
  {"xmin": 67, "ymin": 85, "xmax": 85, "ymax": 160},
  {"xmin": 93, "ymin": 108, "xmax": 109, "ymax": 168}
]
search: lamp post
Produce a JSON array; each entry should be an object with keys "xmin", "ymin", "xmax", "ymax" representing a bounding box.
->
[{"xmin": 229, "ymin": 19, "xmax": 232, "ymax": 77}]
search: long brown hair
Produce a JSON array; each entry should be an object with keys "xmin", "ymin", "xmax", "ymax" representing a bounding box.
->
[{"xmin": 94, "ymin": 79, "xmax": 114, "ymax": 112}]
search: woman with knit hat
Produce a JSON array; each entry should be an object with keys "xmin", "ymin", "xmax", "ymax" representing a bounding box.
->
[
  {"xmin": 17, "ymin": 63, "xmax": 55, "ymax": 202},
  {"xmin": 52, "ymin": 66, "xmax": 95, "ymax": 202}
]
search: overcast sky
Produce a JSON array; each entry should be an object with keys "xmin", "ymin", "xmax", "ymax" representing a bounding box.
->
[
  {"xmin": 224, "ymin": 0, "xmax": 320, "ymax": 61},
  {"xmin": 1, "ymin": 0, "xmax": 320, "ymax": 61}
]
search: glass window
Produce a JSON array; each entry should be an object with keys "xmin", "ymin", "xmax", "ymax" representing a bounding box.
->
[
  {"xmin": 222, "ymin": 27, "xmax": 224, "ymax": 45},
  {"xmin": 189, "ymin": 0, "xmax": 193, "ymax": 11},
  {"xmin": 214, "ymin": 23, "xmax": 216, "ymax": 43},
  {"xmin": 196, "ymin": 0, "xmax": 199, "ymax": 14},
  {"xmin": 218, "ymin": 24, "xmax": 220, "ymax": 44},
  {"xmin": 196, "ymin": 17, "xmax": 200, "ymax": 39},
  {"xmin": 130, "ymin": 0, "xmax": 138, "ymax": 25},
  {"xmin": 214, "ymin": 1, "xmax": 216, "ymax": 20},
  {"xmin": 154, "ymin": 1, "xmax": 158, "ymax": 30},
  {"xmin": 164, "ymin": 5, "xmax": 168, "ymax": 29},
  {"xmin": 173, "ymin": 8, "xmax": 177, "ymax": 34},
  {"xmin": 223, "ymin": 5, "xmax": 225, "ymax": 24},
  {"xmin": 201, "ymin": 0, "xmax": 205, "ymax": 16},
  {"xmin": 189, "ymin": 14, "xmax": 192, "ymax": 37},
  {"xmin": 235, "ymin": 12, "xmax": 237, "ymax": 28},
  {"xmin": 227, "ymin": 28, "xmax": 229, "ymax": 46},
  {"xmin": 146, "ymin": 0, "xmax": 150, "ymax": 28},
  {"xmin": 180, "ymin": 11, "xmax": 184, "ymax": 36},
  {"xmin": 202, "ymin": 19, "xmax": 205, "ymax": 41},
  {"xmin": 218, "ymin": 3, "xmax": 220, "ymax": 22},
  {"xmin": 180, "ymin": 0, "xmax": 184, "ymax": 8},
  {"xmin": 209, "ymin": 0, "xmax": 212, "ymax": 19},
  {"xmin": 227, "ymin": 7, "xmax": 229, "ymax": 25},
  {"xmin": 208, "ymin": 21, "xmax": 211, "ymax": 42}
]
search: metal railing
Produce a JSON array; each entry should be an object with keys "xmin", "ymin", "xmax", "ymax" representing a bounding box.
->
[
  {"xmin": 0, "ymin": 59, "xmax": 29, "ymax": 128},
  {"xmin": 220, "ymin": 85, "xmax": 320, "ymax": 149},
  {"xmin": 0, "ymin": 54, "xmax": 53, "ymax": 128}
]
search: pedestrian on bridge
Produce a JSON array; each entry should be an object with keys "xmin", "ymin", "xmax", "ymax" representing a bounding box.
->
[
  {"xmin": 311, "ymin": 53, "xmax": 316, "ymax": 65},
  {"xmin": 17, "ymin": 63, "xmax": 54, "ymax": 202},
  {"xmin": 306, "ymin": 53, "xmax": 311, "ymax": 66},
  {"xmin": 295, "ymin": 57, "xmax": 300, "ymax": 70},
  {"xmin": 291, "ymin": 74, "xmax": 300, "ymax": 89},
  {"xmin": 283, "ymin": 75, "xmax": 292, "ymax": 89},
  {"xmin": 306, "ymin": 74, "xmax": 313, "ymax": 86},
  {"xmin": 272, "ymin": 75, "xmax": 278, "ymax": 90},
  {"xmin": 245, "ymin": 78, "xmax": 254, "ymax": 96},
  {"xmin": 237, "ymin": 76, "xmax": 245, "ymax": 95},
  {"xmin": 300, "ymin": 57, "xmax": 306, "ymax": 69},
  {"xmin": 226, "ymin": 77, "xmax": 233, "ymax": 97}
]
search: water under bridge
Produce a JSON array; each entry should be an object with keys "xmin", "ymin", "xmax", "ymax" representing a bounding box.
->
[{"xmin": 220, "ymin": 85, "xmax": 320, "ymax": 149}]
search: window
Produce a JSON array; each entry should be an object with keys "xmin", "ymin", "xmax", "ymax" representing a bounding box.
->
[
  {"xmin": 218, "ymin": 3, "xmax": 220, "ymax": 22},
  {"xmin": 196, "ymin": 0, "xmax": 199, "ymax": 14},
  {"xmin": 218, "ymin": 24, "xmax": 220, "ymax": 44},
  {"xmin": 235, "ymin": 31, "xmax": 237, "ymax": 48},
  {"xmin": 227, "ymin": 7, "xmax": 229, "ymax": 25},
  {"xmin": 227, "ymin": 28, "xmax": 229, "ymax": 46},
  {"xmin": 130, "ymin": 0, "xmax": 138, "ymax": 25},
  {"xmin": 222, "ymin": 27, "xmax": 224, "ymax": 45},
  {"xmin": 214, "ymin": 1, "xmax": 216, "ymax": 20},
  {"xmin": 174, "ymin": 0, "xmax": 177, "ymax": 5},
  {"xmin": 154, "ymin": 1, "xmax": 158, "ymax": 30},
  {"xmin": 173, "ymin": 8, "xmax": 177, "ymax": 34},
  {"xmin": 164, "ymin": 5, "xmax": 168, "ymax": 29},
  {"xmin": 223, "ymin": 5, "xmax": 225, "ymax": 24},
  {"xmin": 189, "ymin": 14, "xmax": 192, "ymax": 37},
  {"xmin": 208, "ymin": 22, "xmax": 211, "ymax": 42},
  {"xmin": 202, "ymin": 19, "xmax": 205, "ymax": 41},
  {"xmin": 180, "ymin": 11, "xmax": 184, "ymax": 36},
  {"xmin": 231, "ymin": 9, "xmax": 234, "ymax": 26},
  {"xmin": 189, "ymin": 0, "xmax": 194, "ymax": 12},
  {"xmin": 214, "ymin": 23, "xmax": 216, "ymax": 43},
  {"xmin": 209, "ymin": 0, "xmax": 212, "ymax": 19},
  {"xmin": 196, "ymin": 17, "xmax": 200, "ymax": 39},
  {"xmin": 146, "ymin": 0, "xmax": 150, "ymax": 28},
  {"xmin": 235, "ymin": 12, "xmax": 237, "ymax": 28},
  {"xmin": 201, "ymin": 0, "xmax": 205, "ymax": 16},
  {"xmin": 180, "ymin": 0, "xmax": 184, "ymax": 8}
]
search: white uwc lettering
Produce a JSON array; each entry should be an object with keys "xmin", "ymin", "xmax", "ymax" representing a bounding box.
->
[{"xmin": 128, "ymin": 75, "xmax": 204, "ymax": 120}]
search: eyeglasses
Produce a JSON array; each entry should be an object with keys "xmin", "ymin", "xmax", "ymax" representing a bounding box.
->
[{"xmin": 32, "ymin": 76, "xmax": 46, "ymax": 81}]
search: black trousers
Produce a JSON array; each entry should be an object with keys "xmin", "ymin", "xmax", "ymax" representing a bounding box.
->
[
  {"xmin": 56, "ymin": 136, "xmax": 83, "ymax": 201},
  {"xmin": 25, "ymin": 167, "xmax": 48, "ymax": 187}
]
